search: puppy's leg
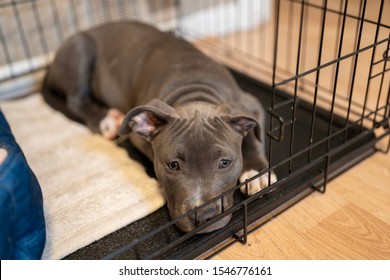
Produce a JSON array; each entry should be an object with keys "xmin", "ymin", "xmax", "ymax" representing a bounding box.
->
[
  {"xmin": 43, "ymin": 33, "xmax": 123, "ymax": 139},
  {"xmin": 67, "ymin": 96, "xmax": 123, "ymax": 139},
  {"xmin": 240, "ymin": 131, "xmax": 277, "ymax": 196}
]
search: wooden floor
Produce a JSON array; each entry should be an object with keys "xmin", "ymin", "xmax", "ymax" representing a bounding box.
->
[{"xmin": 211, "ymin": 150, "xmax": 390, "ymax": 259}]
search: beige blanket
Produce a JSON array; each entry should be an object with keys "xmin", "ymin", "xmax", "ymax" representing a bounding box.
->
[{"xmin": 0, "ymin": 94, "xmax": 165, "ymax": 259}]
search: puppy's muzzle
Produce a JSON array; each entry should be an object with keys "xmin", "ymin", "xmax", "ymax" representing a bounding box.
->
[
  {"xmin": 193, "ymin": 202, "xmax": 221, "ymax": 227},
  {"xmin": 189, "ymin": 200, "xmax": 231, "ymax": 234}
]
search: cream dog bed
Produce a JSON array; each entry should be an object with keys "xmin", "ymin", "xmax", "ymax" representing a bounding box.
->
[{"xmin": 0, "ymin": 94, "xmax": 165, "ymax": 259}]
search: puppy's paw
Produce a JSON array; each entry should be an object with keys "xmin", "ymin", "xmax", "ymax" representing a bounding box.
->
[
  {"xmin": 99, "ymin": 108, "xmax": 125, "ymax": 140},
  {"xmin": 239, "ymin": 169, "xmax": 277, "ymax": 196}
]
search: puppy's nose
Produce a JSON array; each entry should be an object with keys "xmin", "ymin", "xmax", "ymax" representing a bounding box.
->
[{"xmin": 194, "ymin": 204, "xmax": 220, "ymax": 226}]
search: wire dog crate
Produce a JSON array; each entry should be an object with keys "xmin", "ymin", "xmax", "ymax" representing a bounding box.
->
[{"xmin": 0, "ymin": 0, "xmax": 389, "ymax": 259}]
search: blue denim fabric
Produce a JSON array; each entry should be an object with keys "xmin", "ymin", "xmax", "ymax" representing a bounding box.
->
[{"xmin": 0, "ymin": 110, "xmax": 45, "ymax": 259}]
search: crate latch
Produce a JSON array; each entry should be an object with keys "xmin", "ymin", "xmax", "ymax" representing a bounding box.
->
[{"xmin": 267, "ymin": 97, "xmax": 299, "ymax": 142}]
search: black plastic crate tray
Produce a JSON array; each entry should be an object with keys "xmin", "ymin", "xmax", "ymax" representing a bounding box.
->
[{"xmin": 65, "ymin": 71, "xmax": 376, "ymax": 260}]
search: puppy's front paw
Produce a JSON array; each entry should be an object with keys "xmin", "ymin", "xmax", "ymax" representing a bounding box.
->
[
  {"xmin": 99, "ymin": 108, "xmax": 125, "ymax": 139},
  {"xmin": 239, "ymin": 169, "xmax": 277, "ymax": 196}
]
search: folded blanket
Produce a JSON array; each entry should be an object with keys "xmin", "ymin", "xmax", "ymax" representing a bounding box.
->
[{"xmin": 0, "ymin": 94, "xmax": 165, "ymax": 259}]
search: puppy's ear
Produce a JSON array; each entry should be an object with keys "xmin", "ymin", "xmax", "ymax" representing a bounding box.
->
[
  {"xmin": 228, "ymin": 116, "xmax": 258, "ymax": 137},
  {"xmin": 119, "ymin": 99, "xmax": 177, "ymax": 141},
  {"xmin": 220, "ymin": 102, "xmax": 262, "ymax": 142}
]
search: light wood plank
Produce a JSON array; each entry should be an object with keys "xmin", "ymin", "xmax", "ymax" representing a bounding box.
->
[{"xmin": 212, "ymin": 152, "xmax": 390, "ymax": 259}]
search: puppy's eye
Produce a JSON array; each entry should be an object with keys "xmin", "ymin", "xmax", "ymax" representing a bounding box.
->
[
  {"xmin": 167, "ymin": 161, "xmax": 180, "ymax": 171},
  {"xmin": 219, "ymin": 159, "xmax": 231, "ymax": 169}
]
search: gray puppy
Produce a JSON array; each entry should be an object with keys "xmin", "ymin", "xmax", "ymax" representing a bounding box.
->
[{"xmin": 42, "ymin": 21, "xmax": 276, "ymax": 233}]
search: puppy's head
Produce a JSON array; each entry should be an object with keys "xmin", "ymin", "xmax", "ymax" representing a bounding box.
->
[{"xmin": 119, "ymin": 99, "xmax": 261, "ymax": 233}]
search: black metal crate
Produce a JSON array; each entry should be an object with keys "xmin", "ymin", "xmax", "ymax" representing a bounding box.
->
[{"xmin": 0, "ymin": 0, "xmax": 389, "ymax": 259}]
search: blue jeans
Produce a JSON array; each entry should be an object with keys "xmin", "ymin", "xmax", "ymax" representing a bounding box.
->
[{"xmin": 0, "ymin": 110, "xmax": 45, "ymax": 259}]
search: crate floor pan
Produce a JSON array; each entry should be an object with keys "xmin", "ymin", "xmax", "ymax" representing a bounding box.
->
[{"xmin": 65, "ymin": 71, "xmax": 377, "ymax": 260}]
